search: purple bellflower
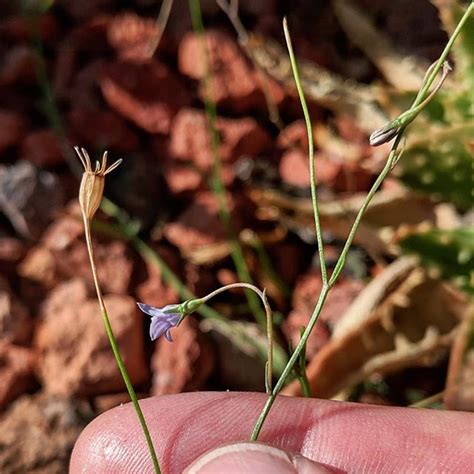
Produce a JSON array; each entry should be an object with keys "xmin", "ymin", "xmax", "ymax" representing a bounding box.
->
[{"xmin": 137, "ymin": 303, "xmax": 181, "ymax": 342}]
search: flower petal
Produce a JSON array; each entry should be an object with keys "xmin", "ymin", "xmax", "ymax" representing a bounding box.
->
[
  {"xmin": 167, "ymin": 313, "xmax": 181, "ymax": 326},
  {"xmin": 150, "ymin": 317, "xmax": 170, "ymax": 341},
  {"xmin": 137, "ymin": 302, "xmax": 166, "ymax": 318},
  {"xmin": 164, "ymin": 329, "xmax": 173, "ymax": 342}
]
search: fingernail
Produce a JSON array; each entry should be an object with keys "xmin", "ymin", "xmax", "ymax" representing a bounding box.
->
[{"xmin": 184, "ymin": 442, "xmax": 340, "ymax": 473}]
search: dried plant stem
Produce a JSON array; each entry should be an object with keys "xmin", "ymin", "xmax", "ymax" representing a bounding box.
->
[
  {"xmin": 217, "ymin": 0, "xmax": 283, "ymax": 128},
  {"xmin": 147, "ymin": 0, "xmax": 174, "ymax": 57},
  {"xmin": 188, "ymin": 0, "xmax": 267, "ymax": 329},
  {"xmin": 201, "ymin": 282, "xmax": 274, "ymax": 393},
  {"xmin": 82, "ymin": 216, "xmax": 160, "ymax": 473},
  {"xmin": 409, "ymin": 390, "xmax": 445, "ymax": 409},
  {"xmin": 251, "ymin": 5, "xmax": 472, "ymax": 440}
]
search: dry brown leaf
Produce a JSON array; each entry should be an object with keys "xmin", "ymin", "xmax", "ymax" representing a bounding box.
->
[
  {"xmin": 242, "ymin": 33, "xmax": 388, "ymax": 132},
  {"xmin": 283, "ymin": 258, "xmax": 466, "ymax": 398},
  {"xmin": 444, "ymin": 305, "xmax": 474, "ymax": 411},
  {"xmin": 332, "ymin": 0, "xmax": 428, "ymax": 91},
  {"xmin": 249, "ymin": 187, "xmax": 436, "ymax": 258}
]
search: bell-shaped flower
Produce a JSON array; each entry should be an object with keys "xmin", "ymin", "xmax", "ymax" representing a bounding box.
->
[{"xmin": 137, "ymin": 303, "xmax": 181, "ymax": 342}]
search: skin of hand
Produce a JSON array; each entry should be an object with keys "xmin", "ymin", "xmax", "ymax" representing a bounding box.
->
[{"xmin": 70, "ymin": 392, "xmax": 474, "ymax": 473}]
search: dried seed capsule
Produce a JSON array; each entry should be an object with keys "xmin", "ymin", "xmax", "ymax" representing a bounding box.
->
[{"xmin": 75, "ymin": 147, "xmax": 122, "ymax": 220}]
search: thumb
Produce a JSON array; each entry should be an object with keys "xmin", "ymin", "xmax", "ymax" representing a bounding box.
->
[{"xmin": 184, "ymin": 442, "xmax": 340, "ymax": 473}]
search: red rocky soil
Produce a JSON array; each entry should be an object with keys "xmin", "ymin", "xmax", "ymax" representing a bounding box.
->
[{"xmin": 0, "ymin": 1, "xmax": 450, "ymax": 472}]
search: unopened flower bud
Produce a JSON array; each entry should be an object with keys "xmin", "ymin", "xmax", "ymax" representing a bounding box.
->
[
  {"xmin": 369, "ymin": 122, "xmax": 400, "ymax": 147},
  {"xmin": 75, "ymin": 146, "xmax": 122, "ymax": 221}
]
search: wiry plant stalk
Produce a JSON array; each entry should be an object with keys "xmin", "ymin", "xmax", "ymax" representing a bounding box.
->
[
  {"xmin": 251, "ymin": 3, "xmax": 473, "ymax": 440},
  {"xmin": 199, "ymin": 282, "xmax": 274, "ymax": 393},
  {"xmin": 100, "ymin": 197, "xmax": 288, "ymax": 376},
  {"xmin": 188, "ymin": 0, "xmax": 267, "ymax": 329},
  {"xmin": 76, "ymin": 147, "xmax": 161, "ymax": 474}
]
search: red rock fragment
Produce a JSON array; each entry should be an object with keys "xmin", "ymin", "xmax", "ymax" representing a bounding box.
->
[
  {"xmin": 0, "ymin": 46, "xmax": 36, "ymax": 86},
  {"xmin": 107, "ymin": 12, "xmax": 168, "ymax": 62},
  {"xmin": 62, "ymin": 59, "xmax": 107, "ymax": 108},
  {"xmin": 0, "ymin": 343, "xmax": 36, "ymax": 409},
  {"xmin": 135, "ymin": 246, "xmax": 180, "ymax": 309},
  {"xmin": 277, "ymin": 120, "xmax": 309, "ymax": 152},
  {"xmin": 0, "ymin": 237, "xmax": 27, "ymax": 275},
  {"xmin": 164, "ymin": 192, "xmax": 227, "ymax": 254},
  {"xmin": 35, "ymin": 279, "xmax": 148, "ymax": 396},
  {"xmin": 100, "ymin": 60, "xmax": 191, "ymax": 134},
  {"xmin": 283, "ymin": 149, "xmax": 347, "ymax": 188},
  {"xmin": 217, "ymin": 268, "xmax": 239, "ymax": 287},
  {"xmin": 69, "ymin": 106, "xmax": 139, "ymax": 152},
  {"xmin": 283, "ymin": 270, "xmax": 364, "ymax": 358},
  {"xmin": 163, "ymin": 162, "xmax": 203, "ymax": 194},
  {"xmin": 54, "ymin": 17, "xmax": 110, "ymax": 100},
  {"xmin": 0, "ymin": 109, "xmax": 24, "ymax": 153},
  {"xmin": 21, "ymin": 129, "xmax": 63, "ymax": 167},
  {"xmin": 279, "ymin": 149, "xmax": 311, "ymax": 187},
  {"xmin": 279, "ymin": 146, "xmax": 372, "ymax": 192},
  {"xmin": 19, "ymin": 246, "xmax": 57, "ymax": 289},
  {"xmin": 170, "ymin": 108, "xmax": 271, "ymax": 171},
  {"xmin": 268, "ymin": 243, "xmax": 304, "ymax": 286},
  {"xmin": 0, "ymin": 277, "xmax": 32, "ymax": 345},
  {"xmin": 0, "ymin": 393, "xmax": 92, "ymax": 472},
  {"xmin": 20, "ymin": 207, "xmax": 134, "ymax": 295},
  {"xmin": 178, "ymin": 30, "xmax": 284, "ymax": 112},
  {"xmin": 184, "ymin": 262, "xmax": 216, "ymax": 296},
  {"xmin": 151, "ymin": 317, "xmax": 214, "ymax": 395},
  {"xmin": 335, "ymin": 115, "xmax": 368, "ymax": 144}
]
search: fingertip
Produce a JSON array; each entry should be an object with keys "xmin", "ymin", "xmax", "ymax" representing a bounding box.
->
[
  {"xmin": 70, "ymin": 403, "xmax": 151, "ymax": 473},
  {"xmin": 184, "ymin": 442, "xmax": 340, "ymax": 474}
]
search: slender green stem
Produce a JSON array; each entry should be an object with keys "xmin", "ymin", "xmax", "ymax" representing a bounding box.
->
[
  {"xmin": 188, "ymin": 0, "xmax": 266, "ymax": 328},
  {"xmin": 243, "ymin": 230, "xmax": 291, "ymax": 298},
  {"xmin": 83, "ymin": 217, "xmax": 160, "ymax": 473},
  {"xmin": 371, "ymin": 60, "xmax": 451, "ymax": 145},
  {"xmin": 251, "ymin": 5, "xmax": 472, "ymax": 440},
  {"xmin": 251, "ymin": 286, "xmax": 329, "ymax": 440},
  {"xmin": 294, "ymin": 326, "xmax": 311, "ymax": 397},
  {"xmin": 329, "ymin": 2, "xmax": 473, "ymax": 287},
  {"xmin": 328, "ymin": 137, "xmax": 402, "ymax": 286},
  {"xmin": 374, "ymin": 0, "xmax": 474, "ymax": 142},
  {"xmin": 201, "ymin": 282, "xmax": 274, "ymax": 393},
  {"xmin": 101, "ymin": 197, "xmax": 287, "ymax": 375},
  {"xmin": 411, "ymin": 1, "xmax": 473, "ymax": 111},
  {"xmin": 298, "ymin": 368, "xmax": 312, "ymax": 398},
  {"xmin": 32, "ymin": 16, "xmax": 160, "ymax": 470},
  {"xmin": 283, "ymin": 18, "xmax": 327, "ymax": 286}
]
